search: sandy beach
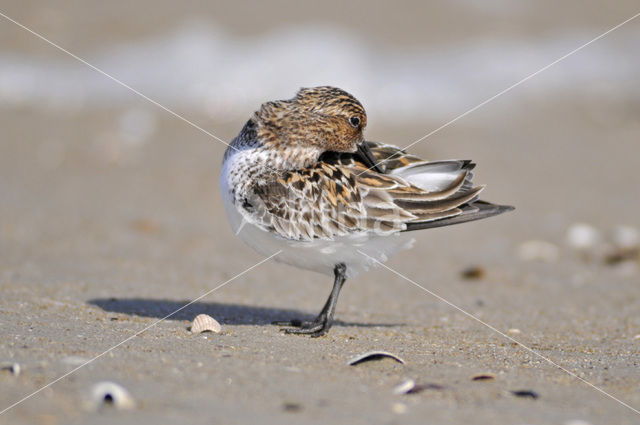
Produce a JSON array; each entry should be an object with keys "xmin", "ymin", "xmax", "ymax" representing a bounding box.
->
[{"xmin": 1, "ymin": 2, "xmax": 639, "ymax": 424}]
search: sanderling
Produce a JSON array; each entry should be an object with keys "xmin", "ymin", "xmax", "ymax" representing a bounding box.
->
[{"xmin": 220, "ymin": 86, "xmax": 513, "ymax": 336}]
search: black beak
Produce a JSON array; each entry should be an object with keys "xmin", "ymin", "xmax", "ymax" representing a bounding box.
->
[{"xmin": 356, "ymin": 142, "xmax": 385, "ymax": 173}]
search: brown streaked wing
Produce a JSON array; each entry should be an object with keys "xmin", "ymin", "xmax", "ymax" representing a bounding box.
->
[{"xmin": 250, "ymin": 164, "xmax": 367, "ymax": 241}]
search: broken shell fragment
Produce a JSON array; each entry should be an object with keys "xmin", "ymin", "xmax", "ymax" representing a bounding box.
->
[
  {"xmin": 471, "ymin": 373, "xmax": 496, "ymax": 381},
  {"xmin": 190, "ymin": 314, "xmax": 221, "ymax": 334},
  {"xmin": 511, "ymin": 389, "xmax": 539, "ymax": 399},
  {"xmin": 1, "ymin": 362, "xmax": 20, "ymax": 376},
  {"xmin": 348, "ymin": 351, "xmax": 405, "ymax": 366},
  {"xmin": 392, "ymin": 379, "xmax": 416, "ymax": 395},
  {"xmin": 91, "ymin": 381, "xmax": 135, "ymax": 410}
]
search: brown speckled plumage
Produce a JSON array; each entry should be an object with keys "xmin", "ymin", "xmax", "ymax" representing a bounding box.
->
[
  {"xmin": 221, "ymin": 86, "xmax": 511, "ymax": 242},
  {"xmin": 219, "ymin": 86, "xmax": 513, "ymax": 336}
]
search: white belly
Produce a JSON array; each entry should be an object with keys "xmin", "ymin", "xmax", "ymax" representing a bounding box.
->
[{"xmin": 220, "ymin": 171, "xmax": 414, "ymax": 277}]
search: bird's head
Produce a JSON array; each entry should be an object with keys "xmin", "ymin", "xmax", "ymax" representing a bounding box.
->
[
  {"xmin": 249, "ymin": 86, "xmax": 381, "ymax": 172},
  {"xmin": 254, "ymin": 86, "xmax": 365, "ymax": 151}
]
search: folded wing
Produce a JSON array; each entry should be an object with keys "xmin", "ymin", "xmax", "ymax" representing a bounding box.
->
[{"xmin": 249, "ymin": 142, "xmax": 512, "ymax": 241}]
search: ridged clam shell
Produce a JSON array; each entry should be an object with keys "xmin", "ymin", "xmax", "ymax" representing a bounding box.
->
[{"xmin": 190, "ymin": 314, "xmax": 221, "ymax": 334}]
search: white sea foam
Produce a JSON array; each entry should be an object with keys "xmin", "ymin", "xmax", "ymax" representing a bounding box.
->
[{"xmin": 0, "ymin": 20, "xmax": 637, "ymax": 123}]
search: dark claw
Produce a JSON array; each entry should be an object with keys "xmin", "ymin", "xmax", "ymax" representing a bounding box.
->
[{"xmin": 283, "ymin": 323, "xmax": 328, "ymax": 337}]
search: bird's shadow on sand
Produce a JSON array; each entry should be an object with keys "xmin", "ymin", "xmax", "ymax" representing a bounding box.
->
[{"xmin": 89, "ymin": 298, "xmax": 403, "ymax": 328}]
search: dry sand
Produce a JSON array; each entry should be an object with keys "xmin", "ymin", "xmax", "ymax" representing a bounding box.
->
[{"xmin": 1, "ymin": 2, "xmax": 639, "ymax": 424}]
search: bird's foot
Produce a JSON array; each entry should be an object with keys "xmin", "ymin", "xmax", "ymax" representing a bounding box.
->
[{"xmin": 273, "ymin": 317, "xmax": 329, "ymax": 337}]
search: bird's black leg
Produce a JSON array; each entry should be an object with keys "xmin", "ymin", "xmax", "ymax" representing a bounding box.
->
[{"xmin": 276, "ymin": 263, "xmax": 347, "ymax": 337}]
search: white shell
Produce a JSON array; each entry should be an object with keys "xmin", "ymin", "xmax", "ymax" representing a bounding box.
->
[
  {"xmin": 567, "ymin": 223, "xmax": 599, "ymax": 250},
  {"xmin": 91, "ymin": 381, "xmax": 135, "ymax": 410},
  {"xmin": 190, "ymin": 314, "xmax": 221, "ymax": 334},
  {"xmin": 392, "ymin": 379, "xmax": 416, "ymax": 395},
  {"xmin": 1, "ymin": 362, "xmax": 20, "ymax": 376},
  {"xmin": 611, "ymin": 225, "xmax": 639, "ymax": 250}
]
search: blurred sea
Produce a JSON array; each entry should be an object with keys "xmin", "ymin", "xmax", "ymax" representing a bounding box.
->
[{"xmin": 0, "ymin": 19, "xmax": 638, "ymax": 124}]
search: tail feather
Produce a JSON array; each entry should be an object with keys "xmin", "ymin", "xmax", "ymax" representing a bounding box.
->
[{"xmin": 403, "ymin": 201, "xmax": 514, "ymax": 232}]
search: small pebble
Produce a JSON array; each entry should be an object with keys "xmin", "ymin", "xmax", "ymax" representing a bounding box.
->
[
  {"xmin": 471, "ymin": 373, "xmax": 496, "ymax": 381},
  {"xmin": 91, "ymin": 381, "xmax": 135, "ymax": 410},
  {"xmin": 604, "ymin": 248, "xmax": 639, "ymax": 265},
  {"xmin": 190, "ymin": 314, "xmax": 221, "ymax": 334},
  {"xmin": 517, "ymin": 240, "xmax": 559, "ymax": 262},
  {"xmin": 511, "ymin": 389, "xmax": 539, "ymax": 399},
  {"xmin": 391, "ymin": 402, "xmax": 408, "ymax": 414},
  {"xmin": 461, "ymin": 266, "xmax": 485, "ymax": 280},
  {"xmin": 611, "ymin": 225, "xmax": 639, "ymax": 250},
  {"xmin": 282, "ymin": 402, "xmax": 302, "ymax": 412},
  {"xmin": 633, "ymin": 334, "xmax": 640, "ymax": 340},
  {"xmin": 567, "ymin": 223, "xmax": 599, "ymax": 250},
  {"xmin": 131, "ymin": 218, "xmax": 161, "ymax": 235},
  {"xmin": 507, "ymin": 328, "xmax": 521, "ymax": 335},
  {"xmin": 1, "ymin": 362, "xmax": 21, "ymax": 376}
]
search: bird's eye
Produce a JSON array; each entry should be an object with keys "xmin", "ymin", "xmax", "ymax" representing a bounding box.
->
[{"xmin": 349, "ymin": 116, "xmax": 361, "ymax": 127}]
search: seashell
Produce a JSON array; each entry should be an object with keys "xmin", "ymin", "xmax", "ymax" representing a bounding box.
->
[
  {"xmin": 510, "ymin": 389, "xmax": 539, "ymax": 399},
  {"xmin": 91, "ymin": 381, "xmax": 135, "ymax": 410},
  {"xmin": 190, "ymin": 314, "xmax": 221, "ymax": 334},
  {"xmin": 567, "ymin": 223, "xmax": 599, "ymax": 250},
  {"xmin": 1, "ymin": 362, "xmax": 20, "ymax": 376},
  {"xmin": 347, "ymin": 350, "xmax": 405, "ymax": 366},
  {"xmin": 392, "ymin": 379, "xmax": 415, "ymax": 395},
  {"xmin": 517, "ymin": 240, "xmax": 559, "ymax": 262},
  {"xmin": 611, "ymin": 226, "xmax": 638, "ymax": 250},
  {"xmin": 471, "ymin": 373, "xmax": 496, "ymax": 381}
]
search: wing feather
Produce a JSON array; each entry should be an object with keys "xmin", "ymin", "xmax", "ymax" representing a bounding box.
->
[{"xmin": 248, "ymin": 142, "xmax": 511, "ymax": 241}]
